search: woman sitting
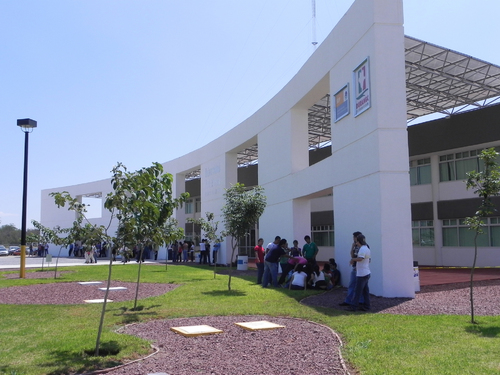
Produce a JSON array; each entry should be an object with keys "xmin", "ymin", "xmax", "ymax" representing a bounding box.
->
[
  {"xmin": 309, "ymin": 264, "xmax": 328, "ymax": 290},
  {"xmin": 289, "ymin": 264, "xmax": 308, "ymax": 290}
]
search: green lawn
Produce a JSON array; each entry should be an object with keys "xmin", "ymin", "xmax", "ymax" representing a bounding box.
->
[{"xmin": 1, "ymin": 264, "xmax": 499, "ymax": 375}]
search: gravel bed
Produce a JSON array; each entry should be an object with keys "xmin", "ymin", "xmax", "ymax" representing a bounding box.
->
[
  {"xmin": 104, "ymin": 315, "xmax": 350, "ymax": 375},
  {"xmin": 0, "ymin": 281, "xmax": 178, "ymax": 305},
  {"xmin": 302, "ymin": 279, "xmax": 500, "ymax": 316}
]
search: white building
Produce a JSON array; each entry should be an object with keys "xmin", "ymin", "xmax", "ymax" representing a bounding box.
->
[{"xmin": 41, "ymin": 0, "xmax": 500, "ymax": 298}]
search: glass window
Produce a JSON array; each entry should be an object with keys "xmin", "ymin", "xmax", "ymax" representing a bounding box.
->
[
  {"xmin": 195, "ymin": 198, "xmax": 201, "ymax": 213},
  {"xmin": 410, "ymin": 158, "xmax": 432, "ymax": 186},
  {"xmin": 491, "ymin": 226, "xmax": 500, "ymax": 246},
  {"xmin": 311, "ymin": 225, "xmax": 334, "ymax": 246},
  {"xmin": 185, "ymin": 199, "xmax": 193, "ymax": 214},
  {"xmin": 412, "ymin": 221, "xmax": 434, "ymax": 246},
  {"xmin": 442, "ymin": 227, "xmax": 458, "ymax": 246}
]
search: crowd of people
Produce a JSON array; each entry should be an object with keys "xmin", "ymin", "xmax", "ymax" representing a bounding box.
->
[
  {"xmin": 255, "ymin": 231, "xmax": 371, "ymax": 312},
  {"xmin": 256, "ymin": 235, "xmax": 341, "ymax": 291},
  {"xmin": 168, "ymin": 240, "xmax": 220, "ymax": 264}
]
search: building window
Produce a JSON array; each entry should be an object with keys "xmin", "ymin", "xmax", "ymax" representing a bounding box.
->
[
  {"xmin": 412, "ymin": 220, "xmax": 434, "ymax": 246},
  {"xmin": 441, "ymin": 218, "xmax": 500, "ymax": 247},
  {"xmin": 195, "ymin": 198, "xmax": 201, "ymax": 213},
  {"xmin": 185, "ymin": 199, "xmax": 193, "ymax": 214},
  {"xmin": 409, "ymin": 158, "xmax": 431, "ymax": 186},
  {"xmin": 311, "ymin": 225, "xmax": 334, "ymax": 246},
  {"xmin": 439, "ymin": 147, "xmax": 500, "ymax": 182}
]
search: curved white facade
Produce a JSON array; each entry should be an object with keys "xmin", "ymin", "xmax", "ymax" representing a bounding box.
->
[{"xmin": 42, "ymin": 0, "xmax": 414, "ymax": 298}]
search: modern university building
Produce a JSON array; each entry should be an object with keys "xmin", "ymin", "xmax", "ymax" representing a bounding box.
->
[{"xmin": 41, "ymin": 0, "xmax": 500, "ymax": 298}]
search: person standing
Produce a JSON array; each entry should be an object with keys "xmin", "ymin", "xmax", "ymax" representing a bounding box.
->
[
  {"xmin": 205, "ymin": 241, "xmax": 211, "ymax": 264},
  {"xmin": 302, "ymin": 235, "xmax": 318, "ymax": 265},
  {"xmin": 262, "ymin": 238, "xmax": 290, "ymax": 288},
  {"xmin": 350, "ymin": 233, "xmax": 371, "ymax": 311},
  {"xmin": 212, "ymin": 242, "xmax": 220, "ymax": 264},
  {"xmin": 290, "ymin": 240, "xmax": 302, "ymax": 257},
  {"xmin": 199, "ymin": 239, "xmax": 207, "ymax": 264},
  {"xmin": 254, "ymin": 238, "xmax": 265, "ymax": 284},
  {"xmin": 266, "ymin": 236, "xmax": 280, "ymax": 255},
  {"xmin": 340, "ymin": 231, "xmax": 364, "ymax": 306}
]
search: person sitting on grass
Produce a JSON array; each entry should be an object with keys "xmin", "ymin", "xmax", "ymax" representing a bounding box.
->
[
  {"xmin": 288, "ymin": 264, "xmax": 308, "ymax": 290},
  {"xmin": 309, "ymin": 264, "xmax": 328, "ymax": 290}
]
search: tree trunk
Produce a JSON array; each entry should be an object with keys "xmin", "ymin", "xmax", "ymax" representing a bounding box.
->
[
  {"xmin": 470, "ymin": 232, "xmax": 479, "ymax": 324},
  {"xmin": 54, "ymin": 245, "xmax": 64, "ymax": 279},
  {"xmin": 95, "ymin": 256, "xmax": 114, "ymax": 356},
  {"xmin": 133, "ymin": 247, "xmax": 145, "ymax": 310}
]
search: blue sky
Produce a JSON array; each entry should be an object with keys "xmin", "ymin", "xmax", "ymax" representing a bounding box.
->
[{"xmin": 1, "ymin": 0, "xmax": 499, "ymax": 229}]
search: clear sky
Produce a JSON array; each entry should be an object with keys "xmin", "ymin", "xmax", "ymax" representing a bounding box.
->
[{"xmin": 1, "ymin": 0, "xmax": 499, "ymax": 229}]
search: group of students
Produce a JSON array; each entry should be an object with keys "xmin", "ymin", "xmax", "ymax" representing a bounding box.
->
[
  {"xmin": 254, "ymin": 231, "xmax": 371, "ymax": 312},
  {"xmin": 255, "ymin": 235, "xmax": 340, "ymax": 290}
]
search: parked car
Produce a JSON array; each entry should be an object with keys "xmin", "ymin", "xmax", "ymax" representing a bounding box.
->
[
  {"xmin": 0, "ymin": 245, "xmax": 8, "ymax": 256},
  {"xmin": 13, "ymin": 247, "xmax": 28, "ymax": 256},
  {"xmin": 8, "ymin": 246, "xmax": 20, "ymax": 255}
]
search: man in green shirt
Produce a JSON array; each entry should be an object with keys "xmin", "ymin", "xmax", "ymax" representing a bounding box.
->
[{"xmin": 303, "ymin": 235, "xmax": 318, "ymax": 265}]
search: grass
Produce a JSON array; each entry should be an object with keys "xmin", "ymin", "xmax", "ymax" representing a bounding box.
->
[{"xmin": 1, "ymin": 264, "xmax": 500, "ymax": 374}]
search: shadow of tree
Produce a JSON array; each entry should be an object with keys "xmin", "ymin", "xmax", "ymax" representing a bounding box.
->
[
  {"xmin": 201, "ymin": 290, "xmax": 247, "ymax": 297},
  {"xmin": 465, "ymin": 324, "xmax": 500, "ymax": 337},
  {"xmin": 39, "ymin": 342, "xmax": 123, "ymax": 375}
]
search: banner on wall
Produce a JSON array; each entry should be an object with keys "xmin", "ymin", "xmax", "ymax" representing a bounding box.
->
[
  {"xmin": 334, "ymin": 84, "xmax": 350, "ymax": 122},
  {"xmin": 353, "ymin": 57, "xmax": 371, "ymax": 117}
]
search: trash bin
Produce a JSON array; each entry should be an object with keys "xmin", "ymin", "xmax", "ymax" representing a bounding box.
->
[
  {"xmin": 237, "ymin": 255, "xmax": 248, "ymax": 271},
  {"xmin": 413, "ymin": 261, "xmax": 420, "ymax": 292}
]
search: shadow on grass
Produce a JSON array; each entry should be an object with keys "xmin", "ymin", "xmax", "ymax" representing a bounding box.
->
[
  {"xmin": 0, "ymin": 364, "xmax": 26, "ymax": 375},
  {"xmin": 201, "ymin": 290, "xmax": 247, "ymax": 297},
  {"xmin": 465, "ymin": 323, "xmax": 500, "ymax": 337},
  {"xmin": 41, "ymin": 342, "xmax": 123, "ymax": 375},
  {"xmin": 114, "ymin": 305, "xmax": 160, "ymax": 324}
]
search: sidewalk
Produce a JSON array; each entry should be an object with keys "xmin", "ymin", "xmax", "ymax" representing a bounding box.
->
[{"xmin": 0, "ymin": 255, "xmax": 163, "ymax": 270}]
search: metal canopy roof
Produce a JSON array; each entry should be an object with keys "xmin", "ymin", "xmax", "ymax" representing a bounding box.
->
[
  {"xmin": 405, "ymin": 35, "xmax": 500, "ymax": 121},
  {"xmin": 188, "ymin": 35, "xmax": 500, "ymax": 176}
]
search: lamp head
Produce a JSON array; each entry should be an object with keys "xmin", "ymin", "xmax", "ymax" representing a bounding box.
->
[{"xmin": 17, "ymin": 118, "xmax": 37, "ymax": 132}]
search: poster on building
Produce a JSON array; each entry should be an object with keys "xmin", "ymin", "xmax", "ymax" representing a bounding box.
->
[
  {"xmin": 353, "ymin": 57, "xmax": 371, "ymax": 117},
  {"xmin": 334, "ymin": 84, "xmax": 350, "ymax": 122}
]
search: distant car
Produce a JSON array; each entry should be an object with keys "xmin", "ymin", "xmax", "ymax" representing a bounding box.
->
[
  {"xmin": 0, "ymin": 245, "xmax": 8, "ymax": 256},
  {"xmin": 13, "ymin": 248, "xmax": 28, "ymax": 256},
  {"xmin": 8, "ymin": 246, "xmax": 20, "ymax": 255}
]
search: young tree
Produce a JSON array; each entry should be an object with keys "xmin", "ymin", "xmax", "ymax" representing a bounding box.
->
[
  {"xmin": 221, "ymin": 183, "xmax": 266, "ymax": 290},
  {"xmin": 465, "ymin": 147, "xmax": 500, "ymax": 324},
  {"xmin": 188, "ymin": 212, "xmax": 226, "ymax": 278},
  {"xmin": 51, "ymin": 162, "xmax": 187, "ymax": 356}
]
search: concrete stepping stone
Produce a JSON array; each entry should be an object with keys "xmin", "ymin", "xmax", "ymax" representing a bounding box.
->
[
  {"xmin": 234, "ymin": 320, "xmax": 285, "ymax": 331},
  {"xmin": 170, "ymin": 325, "xmax": 223, "ymax": 337}
]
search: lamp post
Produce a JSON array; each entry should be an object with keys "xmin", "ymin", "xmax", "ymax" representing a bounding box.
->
[{"xmin": 17, "ymin": 118, "xmax": 37, "ymax": 278}]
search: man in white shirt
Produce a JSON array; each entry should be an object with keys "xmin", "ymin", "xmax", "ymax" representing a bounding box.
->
[{"xmin": 349, "ymin": 233, "xmax": 371, "ymax": 311}]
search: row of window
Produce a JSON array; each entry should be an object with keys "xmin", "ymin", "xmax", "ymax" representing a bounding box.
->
[
  {"xmin": 409, "ymin": 147, "xmax": 500, "ymax": 186},
  {"xmin": 413, "ymin": 218, "xmax": 500, "ymax": 247}
]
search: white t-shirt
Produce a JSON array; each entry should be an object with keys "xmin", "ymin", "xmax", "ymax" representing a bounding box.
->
[
  {"xmin": 199, "ymin": 242, "xmax": 206, "ymax": 251},
  {"xmin": 291, "ymin": 271, "xmax": 307, "ymax": 287},
  {"xmin": 311, "ymin": 271, "xmax": 325, "ymax": 286},
  {"xmin": 356, "ymin": 245, "xmax": 371, "ymax": 277}
]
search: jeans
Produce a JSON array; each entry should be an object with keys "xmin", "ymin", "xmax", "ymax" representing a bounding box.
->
[
  {"xmin": 345, "ymin": 267, "xmax": 364, "ymax": 304},
  {"xmin": 352, "ymin": 273, "xmax": 370, "ymax": 309},
  {"xmin": 256, "ymin": 262, "xmax": 264, "ymax": 284},
  {"xmin": 278, "ymin": 263, "xmax": 293, "ymax": 285},
  {"xmin": 262, "ymin": 261, "xmax": 279, "ymax": 287}
]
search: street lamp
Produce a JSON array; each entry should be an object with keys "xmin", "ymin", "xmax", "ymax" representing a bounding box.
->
[{"xmin": 17, "ymin": 118, "xmax": 37, "ymax": 278}]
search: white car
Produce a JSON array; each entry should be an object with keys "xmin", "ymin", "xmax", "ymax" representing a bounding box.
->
[{"xmin": 0, "ymin": 245, "xmax": 9, "ymax": 256}]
